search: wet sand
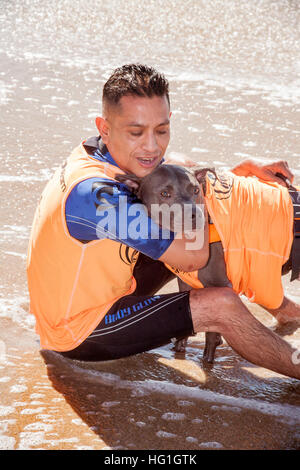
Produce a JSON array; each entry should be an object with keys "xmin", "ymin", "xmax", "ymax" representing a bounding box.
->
[
  {"xmin": 1, "ymin": 0, "xmax": 300, "ymax": 451},
  {"xmin": 1, "ymin": 280, "xmax": 300, "ymax": 450}
]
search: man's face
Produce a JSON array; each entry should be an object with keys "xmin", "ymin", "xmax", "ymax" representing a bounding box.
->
[{"xmin": 96, "ymin": 94, "xmax": 171, "ymax": 177}]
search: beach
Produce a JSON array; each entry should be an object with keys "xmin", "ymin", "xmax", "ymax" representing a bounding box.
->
[
  {"xmin": 1, "ymin": 295, "xmax": 300, "ymax": 450},
  {"xmin": 0, "ymin": 0, "xmax": 300, "ymax": 450}
]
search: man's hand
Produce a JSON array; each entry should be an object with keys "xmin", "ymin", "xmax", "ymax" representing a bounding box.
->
[{"xmin": 231, "ymin": 159, "xmax": 294, "ymax": 187}]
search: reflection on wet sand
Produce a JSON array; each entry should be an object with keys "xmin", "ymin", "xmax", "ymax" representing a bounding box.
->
[
  {"xmin": 40, "ymin": 340, "xmax": 300, "ymax": 450},
  {"xmin": 0, "ymin": 310, "xmax": 299, "ymax": 449}
]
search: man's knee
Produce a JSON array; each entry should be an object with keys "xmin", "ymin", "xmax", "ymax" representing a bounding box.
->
[
  {"xmin": 189, "ymin": 287, "xmax": 241, "ymax": 332},
  {"xmin": 215, "ymin": 287, "xmax": 241, "ymax": 308},
  {"xmin": 191, "ymin": 286, "xmax": 239, "ymax": 309}
]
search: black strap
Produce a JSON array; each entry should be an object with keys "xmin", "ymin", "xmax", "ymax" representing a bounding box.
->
[{"xmin": 288, "ymin": 188, "xmax": 300, "ymax": 281}]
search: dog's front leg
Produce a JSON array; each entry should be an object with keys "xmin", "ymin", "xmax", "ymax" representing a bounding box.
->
[
  {"xmin": 174, "ymin": 279, "xmax": 192, "ymax": 352},
  {"xmin": 175, "ymin": 279, "xmax": 223, "ymax": 361},
  {"xmin": 203, "ymin": 332, "xmax": 223, "ymax": 363}
]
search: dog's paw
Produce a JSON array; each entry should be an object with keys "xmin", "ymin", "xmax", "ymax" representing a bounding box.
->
[
  {"xmin": 172, "ymin": 337, "xmax": 188, "ymax": 353},
  {"xmin": 276, "ymin": 312, "xmax": 300, "ymax": 326}
]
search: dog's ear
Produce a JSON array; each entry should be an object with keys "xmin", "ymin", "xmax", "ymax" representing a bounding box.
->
[
  {"xmin": 115, "ymin": 173, "xmax": 142, "ymax": 194},
  {"xmin": 193, "ymin": 167, "xmax": 217, "ymax": 197},
  {"xmin": 193, "ymin": 167, "xmax": 216, "ymax": 185}
]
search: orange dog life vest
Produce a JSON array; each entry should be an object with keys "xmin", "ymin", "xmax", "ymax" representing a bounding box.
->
[{"xmin": 168, "ymin": 171, "xmax": 294, "ymax": 309}]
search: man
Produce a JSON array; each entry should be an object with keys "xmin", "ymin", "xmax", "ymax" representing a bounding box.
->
[{"xmin": 27, "ymin": 64, "xmax": 300, "ymax": 379}]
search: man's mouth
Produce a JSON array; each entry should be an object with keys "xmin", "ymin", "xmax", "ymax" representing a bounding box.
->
[{"xmin": 137, "ymin": 156, "xmax": 159, "ymax": 168}]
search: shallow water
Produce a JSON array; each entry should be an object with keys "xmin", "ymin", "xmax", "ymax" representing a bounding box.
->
[{"xmin": 0, "ymin": 0, "xmax": 300, "ymax": 450}]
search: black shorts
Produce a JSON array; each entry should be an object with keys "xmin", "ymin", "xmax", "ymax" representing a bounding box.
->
[{"xmin": 61, "ymin": 253, "xmax": 195, "ymax": 361}]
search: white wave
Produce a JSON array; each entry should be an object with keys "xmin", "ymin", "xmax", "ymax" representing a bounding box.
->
[
  {"xmin": 0, "ymin": 174, "xmax": 49, "ymax": 183},
  {"xmin": 4, "ymin": 251, "xmax": 26, "ymax": 260},
  {"xmin": 0, "ymin": 297, "xmax": 35, "ymax": 330},
  {"xmin": 169, "ymin": 70, "xmax": 300, "ymax": 105},
  {"xmin": 57, "ymin": 355, "xmax": 300, "ymax": 425}
]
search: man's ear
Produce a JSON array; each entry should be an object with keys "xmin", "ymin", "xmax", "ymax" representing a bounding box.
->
[
  {"xmin": 115, "ymin": 173, "xmax": 142, "ymax": 194},
  {"xmin": 95, "ymin": 116, "xmax": 109, "ymax": 144}
]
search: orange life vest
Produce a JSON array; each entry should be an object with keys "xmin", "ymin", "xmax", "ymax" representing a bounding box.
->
[
  {"xmin": 169, "ymin": 171, "xmax": 294, "ymax": 309},
  {"xmin": 27, "ymin": 142, "xmax": 139, "ymax": 351}
]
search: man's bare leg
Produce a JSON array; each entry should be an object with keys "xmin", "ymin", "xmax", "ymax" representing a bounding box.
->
[
  {"xmin": 189, "ymin": 287, "xmax": 300, "ymax": 379},
  {"xmin": 262, "ymin": 296, "xmax": 300, "ymax": 325}
]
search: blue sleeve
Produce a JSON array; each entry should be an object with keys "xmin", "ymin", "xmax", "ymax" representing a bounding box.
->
[{"xmin": 65, "ymin": 177, "xmax": 175, "ymax": 259}]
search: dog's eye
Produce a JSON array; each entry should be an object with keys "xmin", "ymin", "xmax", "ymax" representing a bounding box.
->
[
  {"xmin": 194, "ymin": 187, "xmax": 200, "ymax": 195},
  {"xmin": 160, "ymin": 190, "xmax": 171, "ymax": 198}
]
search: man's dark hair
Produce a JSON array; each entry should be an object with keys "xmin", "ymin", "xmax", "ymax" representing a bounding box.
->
[{"xmin": 102, "ymin": 64, "xmax": 170, "ymax": 112}]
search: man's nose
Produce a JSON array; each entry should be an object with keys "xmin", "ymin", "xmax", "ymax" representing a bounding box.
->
[{"xmin": 142, "ymin": 131, "xmax": 159, "ymax": 153}]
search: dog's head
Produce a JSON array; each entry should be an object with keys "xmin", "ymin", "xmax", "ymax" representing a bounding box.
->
[{"xmin": 115, "ymin": 164, "xmax": 213, "ymax": 232}]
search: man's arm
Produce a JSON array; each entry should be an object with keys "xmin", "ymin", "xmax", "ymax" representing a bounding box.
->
[
  {"xmin": 165, "ymin": 156, "xmax": 295, "ymax": 186},
  {"xmin": 261, "ymin": 296, "xmax": 300, "ymax": 325},
  {"xmin": 158, "ymin": 182, "xmax": 210, "ymax": 272},
  {"xmin": 65, "ymin": 177, "xmax": 176, "ymax": 259},
  {"xmin": 231, "ymin": 159, "xmax": 294, "ymax": 186},
  {"xmin": 159, "ymin": 222, "xmax": 209, "ymax": 272},
  {"xmin": 65, "ymin": 176, "xmax": 209, "ymax": 270}
]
